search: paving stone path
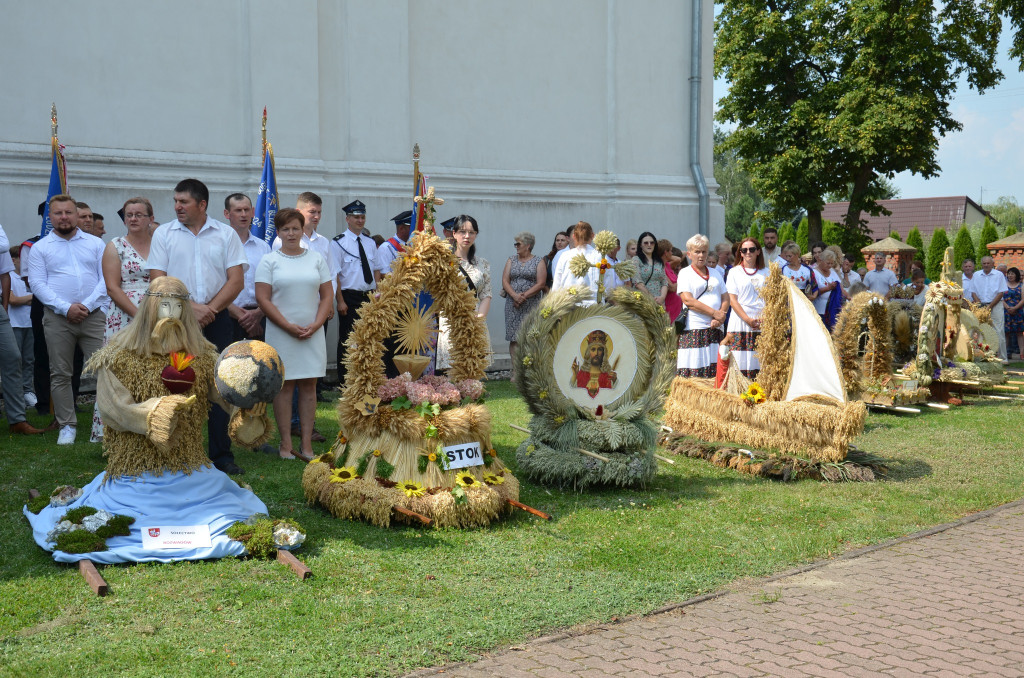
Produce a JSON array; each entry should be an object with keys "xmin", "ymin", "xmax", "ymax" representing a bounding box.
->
[{"xmin": 410, "ymin": 500, "xmax": 1024, "ymax": 677}]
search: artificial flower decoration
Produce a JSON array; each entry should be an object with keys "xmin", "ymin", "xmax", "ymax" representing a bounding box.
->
[
  {"xmin": 398, "ymin": 480, "xmax": 426, "ymax": 498},
  {"xmin": 541, "ymin": 308, "xmax": 552, "ymax": 319},
  {"xmin": 454, "ymin": 471, "xmax": 479, "ymax": 488},
  {"xmin": 483, "ymin": 473, "xmax": 504, "ymax": 485},
  {"xmin": 522, "ymin": 356, "xmax": 533, "ymax": 366},
  {"xmin": 372, "ymin": 449, "xmax": 382, "ymax": 457},
  {"xmin": 741, "ymin": 382, "xmax": 767, "ymax": 405},
  {"xmin": 538, "ymin": 390, "xmax": 548, "ymax": 399},
  {"xmin": 330, "ymin": 467, "xmax": 359, "ymax": 484}
]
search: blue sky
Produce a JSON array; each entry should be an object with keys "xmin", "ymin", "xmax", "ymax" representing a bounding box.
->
[
  {"xmin": 889, "ymin": 35, "xmax": 1024, "ymax": 204},
  {"xmin": 713, "ymin": 26, "xmax": 1024, "ymax": 207}
]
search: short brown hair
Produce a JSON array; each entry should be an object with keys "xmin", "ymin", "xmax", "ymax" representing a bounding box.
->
[
  {"xmin": 123, "ymin": 197, "xmax": 154, "ymax": 217},
  {"xmin": 275, "ymin": 207, "xmax": 305, "ymax": 230},
  {"xmin": 296, "ymin": 191, "xmax": 322, "ymax": 207},
  {"xmin": 575, "ymin": 221, "xmax": 594, "ymax": 243}
]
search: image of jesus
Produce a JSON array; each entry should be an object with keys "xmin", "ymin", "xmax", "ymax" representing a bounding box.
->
[{"xmin": 571, "ymin": 330, "xmax": 618, "ymax": 398}]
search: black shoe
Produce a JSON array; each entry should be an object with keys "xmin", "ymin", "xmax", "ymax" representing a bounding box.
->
[
  {"xmin": 215, "ymin": 460, "xmax": 245, "ymax": 475},
  {"xmin": 258, "ymin": 443, "xmax": 278, "ymax": 455}
]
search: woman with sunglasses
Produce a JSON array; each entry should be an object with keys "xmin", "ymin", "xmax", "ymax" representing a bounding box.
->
[
  {"xmin": 630, "ymin": 231, "xmax": 668, "ymax": 307},
  {"xmin": 502, "ymin": 232, "xmax": 545, "ymax": 371},
  {"xmin": 677, "ymin": 234, "xmax": 729, "ymax": 377},
  {"xmin": 725, "ymin": 237, "xmax": 770, "ymax": 377}
]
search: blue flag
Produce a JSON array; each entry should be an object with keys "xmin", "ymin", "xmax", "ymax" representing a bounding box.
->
[
  {"xmin": 39, "ymin": 140, "xmax": 67, "ymax": 236},
  {"xmin": 251, "ymin": 144, "xmax": 278, "ymax": 244}
]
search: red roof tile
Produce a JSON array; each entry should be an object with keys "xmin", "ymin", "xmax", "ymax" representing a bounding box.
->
[{"xmin": 821, "ymin": 196, "xmax": 993, "ymax": 241}]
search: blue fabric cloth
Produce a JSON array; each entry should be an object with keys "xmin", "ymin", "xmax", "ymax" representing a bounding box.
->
[{"xmin": 24, "ymin": 466, "xmax": 268, "ymax": 565}]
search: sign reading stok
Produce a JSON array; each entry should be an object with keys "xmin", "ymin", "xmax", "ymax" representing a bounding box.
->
[{"xmin": 442, "ymin": 441, "xmax": 484, "ymax": 470}]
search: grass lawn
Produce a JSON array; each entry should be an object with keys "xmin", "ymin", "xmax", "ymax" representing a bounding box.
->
[{"xmin": 2, "ymin": 378, "xmax": 1023, "ymax": 677}]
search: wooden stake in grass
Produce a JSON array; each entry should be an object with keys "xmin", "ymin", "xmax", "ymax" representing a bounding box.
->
[
  {"xmin": 276, "ymin": 549, "xmax": 312, "ymax": 580},
  {"xmin": 507, "ymin": 499, "xmax": 552, "ymax": 520},
  {"xmin": 393, "ymin": 505, "xmax": 432, "ymax": 525},
  {"xmin": 79, "ymin": 560, "xmax": 108, "ymax": 596}
]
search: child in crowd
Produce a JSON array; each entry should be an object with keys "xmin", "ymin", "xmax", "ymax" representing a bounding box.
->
[{"xmin": 8, "ymin": 246, "xmax": 36, "ymax": 407}]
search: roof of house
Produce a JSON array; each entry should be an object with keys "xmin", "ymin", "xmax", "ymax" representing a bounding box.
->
[
  {"xmin": 988, "ymin": 232, "xmax": 1024, "ymax": 249},
  {"xmin": 860, "ymin": 236, "xmax": 918, "ymax": 253},
  {"xmin": 821, "ymin": 196, "xmax": 994, "ymax": 241}
]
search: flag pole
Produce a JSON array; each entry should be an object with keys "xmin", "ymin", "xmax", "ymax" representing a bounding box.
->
[
  {"xmin": 413, "ymin": 143, "xmax": 421, "ymax": 199},
  {"xmin": 261, "ymin": 106, "xmax": 268, "ymax": 160},
  {"xmin": 51, "ymin": 103, "xmax": 67, "ymax": 193}
]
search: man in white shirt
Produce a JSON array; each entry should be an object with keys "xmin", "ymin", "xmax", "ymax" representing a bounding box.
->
[
  {"xmin": 147, "ymin": 178, "xmax": 247, "ymax": 474},
  {"xmin": 224, "ymin": 193, "xmax": 270, "ymax": 342},
  {"xmin": 862, "ymin": 253, "xmax": 899, "ymax": 299},
  {"xmin": 552, "ymin": 221, "xmax": 602, "ymax": 303},
  {"xmin": 273, "ymin": 192, "xmax": 332, "ymax": 264},
  {"xmin": 27, "ymin": 195, "xmax": 108, "ymax": 444},
  {"xmin": 971, "ymin": 256, "xmax": 1009, "ymax": 361},
  {"xmin": 330, "ymin": 200, "xmax": 381, "ymax": 386},
  {"xmin": 961, "ymin": 258, "xmax": 975, "ymax": 300},
  {"xmin": 839, "ymin": 253, "xmax": 862, "ymax": 291},
  {"xmin": 761, "ymin": 228, "xmax": 785, "ymax": 266}
]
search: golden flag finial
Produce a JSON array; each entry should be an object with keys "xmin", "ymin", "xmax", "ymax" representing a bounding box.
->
[{"xmin": 51, "ymin": 103, "xmax": 58, "ymax": 139}]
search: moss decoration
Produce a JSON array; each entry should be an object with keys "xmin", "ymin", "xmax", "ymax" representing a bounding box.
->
[{"xmin": 55, "ymin": 530, "xmax": 108, "ymax": 554}]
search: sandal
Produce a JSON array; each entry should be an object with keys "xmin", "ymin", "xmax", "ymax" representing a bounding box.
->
[
  {"xmin": 295, "ymin": 451, "xmax": 315, "ymax": 463},
  {"xmin": 279, "ymin": 450, "xmax": 297, "ymax": 460}
]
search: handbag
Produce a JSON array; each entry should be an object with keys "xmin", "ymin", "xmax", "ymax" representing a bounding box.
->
[{"xmin": 674, "ymin": 279, "xmax": 709, "ymax": 334}]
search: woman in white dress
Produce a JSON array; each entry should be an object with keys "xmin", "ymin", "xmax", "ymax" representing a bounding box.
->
[
  {"xmin": 255, "ymin": 209, "xmax": 333, "ymax": 461},
  {"xmin": 812, "ymin": 249, "xmax": 843, "ymax": 329},
  {"xmin": 725, "ymin": 237, "xmax": 770, "ymax": 378},
  {"xmin": 780, "ymin": 242, "xmax": 818, "ymax": 301},
  {"xmin": 677, "ymin": 234, "xmax": 729, "ymax": 378},
  {"xmin": 436, "ymin": 215, "xmax": 492, "ymax": 371}
]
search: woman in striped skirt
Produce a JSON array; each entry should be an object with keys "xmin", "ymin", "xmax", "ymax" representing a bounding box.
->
[
  {"xmin": 725, "ymin": 237, "xmax": 769, "ymax": 378},
  {"xmin": 676, "ymin": 234, "xmax": 729, "ymax": 378}
]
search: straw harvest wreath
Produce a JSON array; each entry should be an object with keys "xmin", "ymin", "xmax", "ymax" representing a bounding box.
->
[
  {"xmin": 511, "ymin": 232, "xmax": 676, "ymax": 488},
  {"xmin": 302, "ymin": 229, "xmax": 520, "ymax": 528}
]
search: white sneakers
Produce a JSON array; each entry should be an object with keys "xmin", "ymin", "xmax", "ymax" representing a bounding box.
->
[
  {"xmin": 57, "ymin": 425, "xmax": 77, "ymax": 445},
  {"xmin": 24, "ymin": 392, "xmax": 38, "ymax": 408}
]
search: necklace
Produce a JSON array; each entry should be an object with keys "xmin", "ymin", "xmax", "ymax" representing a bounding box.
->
[
  {"xmin": 741, "ymin": 265, "xmax": 759, "ymax": 276},
  {"xmin": 693, "ymin": 265, "xmax": 709, "ymax": 281}
]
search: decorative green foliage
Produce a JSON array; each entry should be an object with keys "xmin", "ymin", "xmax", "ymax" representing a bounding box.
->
[
  {"xmin": 376, "ymin": 458, "xmax": 395, "ymax": 481},
  {"xmin": 226, "ymin": 517, "xmax": 303, "ymax": 559},
  {"xmin": 94, "ymin": 515, "xmax": 135, "ymax": 539},
  {"xmin": 61, "ymin": 506, "xmax": 98, "ymax": 524},
  {"xmin": 55, "ymin": 529, "xmax": 106, "ymax": 554},
  {"xmin": 889, "ymin": 231, "xmax": 902, "ymax": 241},
  {"xmin": 906, "ymin": 227, "xmax": 925, "ymax": 255},
  {"xmin": 953, "ymin": 225, "xmax": 976, "ymax": 269},
  {"xmin": 927, "ymin": 228, "xmax": 951, "ymax": 281},
  {"xmin": 976, "ymin": 218, "xmax": 999, "ymax": 263},
  {"xmin": 355, "ymin": 452, "xmax": 371, "ymax": 478},
  {"xmin": 1005, "ymin": 224, "xmax": 1019, "ymax": 238},
  {"xmin": 450, "ymin": 485, "xmax": 468, "ymax": 506},
  {"xmin": 27, "ymin": 494, "xmax": 50, "ymax": 514},
  {"xmin": 390, "ymin": 396, "xmax": 412, "ymax": 411}
]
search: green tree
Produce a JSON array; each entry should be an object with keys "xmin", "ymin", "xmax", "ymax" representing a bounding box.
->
[
  {"xmin": 715, "ymin": 0, "xmax": 1003, "ymax": 247},
  {"xmin": 952, "ymin": 225, "xmax": 975, "ymax": 269},
  {"xmin": 824, "ymin": 219, "xmax": 870, "ymax": 263},
  {"xmin": 906, "ymin": 226, "xmax": 925, "ymax": 255},
  {"xmin": 976, "ymin": 218, "xmax": 999, "ymax": 262},
  {"xmin": 747, "ymin": 221, "xmax": 763, "ymax": 241},
  {"xmin": 889, "ymin": 231, "xmax": 901, "ymax": 241},
  {"xmin": 778, "ymin": 222, "xmax": 797, "ymax": 245},
  {"xmin": 796, "ymin": 218, "xmax": 810, "ymax": 253},
  {"xmin": 983, "ymin": 196, "xmax": 1024, "ymax": 235},
  {"xmin": 927, "ymin": 228, "xmax": 950, "ymax": 281},
  {"xmin": 1005, "ymin": 224, "xmax": 1019, "ymax": 238},
  {"xmin": 714, "ymin": 127, "xmax": 763, "ymax": 242}
]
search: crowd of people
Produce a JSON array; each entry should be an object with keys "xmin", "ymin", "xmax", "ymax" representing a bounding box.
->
[{"xmin": 3, "ymin": 193, "xmax": 1018, "ymax": 469}]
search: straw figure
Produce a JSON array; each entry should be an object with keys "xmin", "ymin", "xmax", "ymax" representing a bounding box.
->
[
  {"xmin": 24, "ymin": 277, "xmax": 283, "ymax": 563},
  {"xmin": 662, "ymin": 265, "xmax": 866, "ymax": 465},
  {"xmin": 302, "ymin": 227, "xmax": 522, "ymax": 528},
  {"xmin": 512, "ymin": 231, "xmax": 676, "ymax": 489}
]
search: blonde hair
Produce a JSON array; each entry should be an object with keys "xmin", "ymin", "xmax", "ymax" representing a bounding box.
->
[
  {"xmin": 819, "ymin": 249, "xmax": 838, "ymax": 267},
  {"xmin": 686, "ymin": 234, "xmax": 709, "ymax": 252},
  {"xmin": 88, "ymin": 277, "xmax": 214, "ymax": 367}
]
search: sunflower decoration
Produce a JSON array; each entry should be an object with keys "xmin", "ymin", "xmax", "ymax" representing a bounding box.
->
[
  {"xmin": 483, "ymin": 473, "xmax": 505, "ymax": 486},
  {"xmin": 329, "ymin": 467, "xmax": 359, "ymax": 483},
  {"xmin": 398, "ymin": 480, "xmax": 426, "ymax": 498},
  {"xmin": 454, "ymin": 471, "xmax": 480, "ymax": 488},
  {"xmin": 741, "ymin": 382, "xmax": 767, "ymax": 406}
]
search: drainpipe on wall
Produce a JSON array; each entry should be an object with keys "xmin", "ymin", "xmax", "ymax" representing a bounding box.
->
[{"xmin": 689, "ymin": 0, "xmax": 709, "ymax": 237}]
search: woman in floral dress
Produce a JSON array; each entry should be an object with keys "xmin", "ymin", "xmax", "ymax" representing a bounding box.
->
[
  {"xmin": 90, "ymin": 198, "xmax": 153, "ymax": 442},
  {"xmin": 1003, "ymin": 267, "xmax": 1024, "ymax": 360},
  {"xmin": 502, "ymin": 231, "xmax": 546, "ymax": 369}
]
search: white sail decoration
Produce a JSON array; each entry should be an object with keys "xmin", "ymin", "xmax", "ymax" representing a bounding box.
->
[{"xmin": 784, "ymin": 280, "xmax": 847, "ymax": 403}]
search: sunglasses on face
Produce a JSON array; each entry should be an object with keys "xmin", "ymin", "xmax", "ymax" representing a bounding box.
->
[{"xmin": 739, "ymin": 247, "xmax": 760, "ymax": 254}]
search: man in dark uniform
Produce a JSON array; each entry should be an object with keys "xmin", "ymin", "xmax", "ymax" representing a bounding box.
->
[{"xmin": 330, "ymin": 200, "xmax": 380, "ymax": 387}]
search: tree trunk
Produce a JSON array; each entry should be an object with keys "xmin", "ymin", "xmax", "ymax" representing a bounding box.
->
[
  {"xmin": 844, "ymin": 165, "xmax": 876, "ymax": 234},
  {"xmin": 807, "ymin": 208, "xmax": 823, "ymax": 245}
]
